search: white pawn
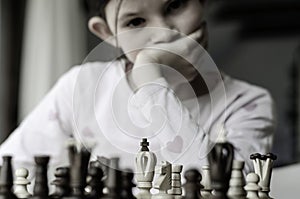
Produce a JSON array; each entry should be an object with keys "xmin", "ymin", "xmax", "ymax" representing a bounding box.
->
[
  {"xmin": 200, "ymin": 165, "xmax": 212, "ymax": 199},
  {"xmin": 244, "ymin": 173, "xmax": 260, "ymax": 199},
  {"xmin": 227, "ymin": 160, "xmax": 246, "ymax": 198},
  {"xmin": 14, "ymin": 168, "xmax": 32, "ymax": 198}
]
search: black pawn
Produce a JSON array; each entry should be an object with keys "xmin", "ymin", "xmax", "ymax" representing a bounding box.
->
[
  {"xmin": 31, "ymin": 156, "xmax": 51, "ymax": 199},
  {"xmin": 119, "ymin": 169, "xmax": 136, "ymax": 199},
  {"xmin": 0, "ymin": 156, "xmax": 18, "ymax": 199},
  {"xmin": 86, "ymin": 163, "xmax": 104, "ymax": 199},
  {"xmin": 50, "ymin": 167, "xmax": 70, "ymax": 199},
  {"xmin": 183, "ymin": 169, "xmax": 203, "ymax": 199}
]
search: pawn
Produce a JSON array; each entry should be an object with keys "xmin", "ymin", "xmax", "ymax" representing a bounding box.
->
[
  {"xmin": 244, "ymin": 173, "xmax": 260, "ymax": 199},
  {"xmin": 50, "ymin": 167, "xmax": 70, "ymax": 199},
  {"xmin": 119, "ymin": 169, "xmax": 136, "ymax": 199},
  {"xmin": 183, "ymin": 169, "xmax": 203, "ymax": 199},
  {"xmin": 14, "ymin": 168, "xmax": 32, "ymax": 199}
]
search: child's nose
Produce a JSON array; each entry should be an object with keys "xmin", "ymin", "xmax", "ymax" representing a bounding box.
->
[
  {"xmin": 149, "ymin": 27, "xmax": 180, "ymax": 44},
  {"xmin": 147, "ymin": 18, "xmax": 180, "ymax": 44},
  {"xmin": 154, "ymin": 18, "xmax": 174, "ymax": 29}
]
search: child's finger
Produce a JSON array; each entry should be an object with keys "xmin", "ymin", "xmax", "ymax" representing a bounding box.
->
[
  {"xmin": 188, "ymin": 28, "xmax": 204, "ymax": 41},
  {"xmin": 187, "ymin": 21, "xmax": 207, "ymax": 41}
]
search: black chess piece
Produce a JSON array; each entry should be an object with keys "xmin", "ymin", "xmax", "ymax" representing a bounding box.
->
[
  {"xmin": 208, "ymin": 141, "xmax": 234, "ymax": 199},
  {"xmin": 0, "ymin": 156, "xmax": 18, "ymax": 199},
  {"xmin": 119, "ymin": 169, "xmax": 136, "ymax": 199},
  {"xmin": 96, "ymin": 157, "xmax": 110, "ymax": 187},
  {"xmin": 62, "ymin": 146, "xmax": 91, "ymax": 199},
  {"xmin": 101, "ymin": 158, "xmax": 121, "ymax": 199},
  {"xmin": 30, "ymin": 156, "xmax": 51, "ymax": 199},
  {"xmin": 50, "ymin": 167, "xmax": 70, "ymax": 199},
  {"xmin": 67, "ymin": 140, "xmax": 76, "ymax": 165},
  {"xmin": 86, "ymin": 163, "xmax": 104, "ymax": 199},
  {"xmin": 183, "ymin": 169, "xmax": 203, "ymax": 199}
]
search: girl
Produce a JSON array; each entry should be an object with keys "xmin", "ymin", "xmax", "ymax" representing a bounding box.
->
[{"xmin": 0, "ymin": 0, "xmax": 275, "ymax": 175}]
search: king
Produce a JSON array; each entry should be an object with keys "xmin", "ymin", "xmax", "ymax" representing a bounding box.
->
[{"xmin": 135, "ymin": 138, "xmax": 157, "ymax": 199}]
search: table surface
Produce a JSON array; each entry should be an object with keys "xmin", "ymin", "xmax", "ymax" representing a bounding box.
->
[{"xmin": 271, "ymin": 163, "xmax": 300, "ymax": 198}]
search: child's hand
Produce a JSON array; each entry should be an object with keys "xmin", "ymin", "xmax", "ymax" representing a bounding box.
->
[{"xmin": 129, "ymin": 25, "xmax": 207, "ymax": 90}]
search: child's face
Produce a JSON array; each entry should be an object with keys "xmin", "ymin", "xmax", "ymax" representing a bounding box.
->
[{"xmin": 104, "ymin": 0, "xmax": 205, "ymax": 62}]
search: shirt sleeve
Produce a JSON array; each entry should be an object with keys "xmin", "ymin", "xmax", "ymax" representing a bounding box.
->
[
  {"xmin": 0, "ymin": 66, "xmax": 79, "ymax": 177},
  {"xmin": 225, "ymin": 87, "xmax": 276, "ymax": 172}
]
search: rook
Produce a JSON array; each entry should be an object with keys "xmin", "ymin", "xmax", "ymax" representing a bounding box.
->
[
  {"xmin": 30, "ymin": 156, "xmax": 51, "ymax": 199},
  {"xmin": 0, "ymin": 156, "xmax": 18, "ymax": 199}
]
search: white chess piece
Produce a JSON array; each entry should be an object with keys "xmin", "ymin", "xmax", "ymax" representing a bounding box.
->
[
  {"xmin": 14, "ymin": 168, "xmax": 32, "ymax": 198},
  {"xmin": 244, "ymin": 173, "xmax": 260, "ymax": 199},
  {"xmin": 200, "ymin": 165, "xmax": 212, "ymax": 199},
  {"xmin": 250, "ymin": 153, "xmax": 276, "ymax": 199},
  {"xmin": 227, "ymin": 160, "xmax": 246, "ymax": 198},
  {"xmin": 167, "ymin": 164, "xmax": 183, "ymax": 199},
  {"xmin": 135, "ymin": 138, "xmax": 157, "ymax": 199},
  {"xmin": 152, "ymin": 161, "xmax": 173, "ymax": 199}
]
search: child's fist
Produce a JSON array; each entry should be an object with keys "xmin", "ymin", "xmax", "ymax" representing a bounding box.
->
[{"xmin": 128, "ymin": 25, "xmax": 207, "ymax": 90}]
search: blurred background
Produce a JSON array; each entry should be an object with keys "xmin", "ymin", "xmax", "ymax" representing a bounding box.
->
[{"xmin": 0, "ymin": 0, "xmax": 299, "ymax": 169}]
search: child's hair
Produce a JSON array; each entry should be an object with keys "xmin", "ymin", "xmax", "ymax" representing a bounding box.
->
[
  {"xmin": 86, "ymin": 0, "xmax": 205, "ymax": 20},
  {"xmin": 86, "ymin": 0, "xmax": 110, "ymax": 20}
]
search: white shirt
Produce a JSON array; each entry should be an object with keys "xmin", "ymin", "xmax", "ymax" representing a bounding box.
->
[{"xmin": 0, "ymin": 59, "xmax": 275, "ymax": 177}]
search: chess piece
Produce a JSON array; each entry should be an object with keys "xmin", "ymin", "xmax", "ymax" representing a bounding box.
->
[
  {"xmin": 119, "ymin": 169, "xmax": 136, "ymax": 199},
  {"xmin": 183, "ymin": 169, "xmax": 203, "ymax": 199},
  {"xmin": 50, "ymin": 167, "xmax": 70, "ymax": 199},
  {"xmin": 208, "ymin": 134, "xmax": 234, "ymax": 199},
  {"xmin": 96, "ymin": 156, "xmax": 110, "ymax": 195},
  {"xmin": 152, "ymin": 161, "xmax": 172, "ymax": 199},
  {"xmin": 14, "ymin": 168, "xmax": 32, "ymax": 199},
  {"xmin": 244, "ymin": 173, "xmax": 260, "ymax": 199},
  {"xmin": 102, "ymin": 157, "xmax": 121, "ymax": 199},
  {"xmin": 63, "ymin": 145, "xmax": 91, "ymax": 199},
  {"xmin": 227, "ymin": 160, "xmax": 246, "ymax": 199},
  {"xmin": 135, "ymin": 138, "xmax": 157, "ymax": 199},
  {"xmin": 250, "ymin": 153, "xmax": 277, "ymax": 199},
  {"xmin": 200, "ymin": 166, "xmax": 212, "ymax": 199},
  {"xmin": 31, "ymin": 156, "xmax": 51, "ymax": 199},
  {"xmin": 168, "ymin": 165, "xmax": 183, "ymax": 199},
  {"xmin": 96, "ymin": 157, "xmax": 110, "ymax": 182},
  {"xmin": 66, "ymin": 139, "xmax": 77, "ymax": 165},
  {"xmin": 0, "ymin": 156, "xmax": 18, "ymax": 199},
  {"xmin": 86, "ymin": 164, "xmax": 104, "ymax": 199}
]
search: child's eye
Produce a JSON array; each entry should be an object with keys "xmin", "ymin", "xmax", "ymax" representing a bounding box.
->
[
  {"xmin": 127, "ymin": 18, "xmax": 146, "ymax": 28},
  {"xmin": 166, "ymin": 0, "xmax": 188, "ymax": 13}
]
